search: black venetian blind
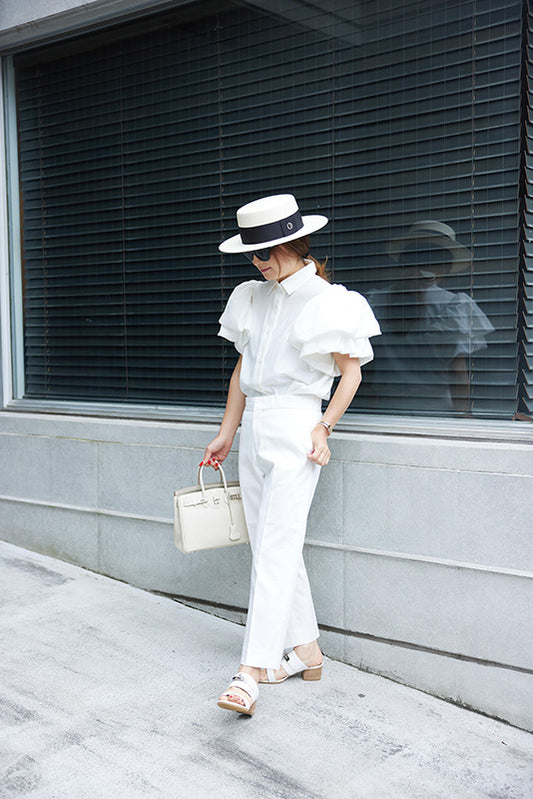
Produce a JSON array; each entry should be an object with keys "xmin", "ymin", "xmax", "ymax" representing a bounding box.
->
[{"xmin": 13, "ymin": 0, "xmax": 530, "ymax": 417}]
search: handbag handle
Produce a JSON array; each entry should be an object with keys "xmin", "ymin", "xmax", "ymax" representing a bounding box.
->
[
  {"xmin": 197, "ymin": 462, "xmax": 229, "ymax": 500},
  {"xmin": 196, "ymin": 462, "xmax": 241, "ymax": 539}
]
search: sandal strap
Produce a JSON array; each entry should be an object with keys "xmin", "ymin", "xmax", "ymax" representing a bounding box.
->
[
  {"xmin": 226, "ymin": 672, "xmax": 259, "ymax": 703},
  {"xmin": 281, "ymin": 650, "xmax": 308, "ymax": 676}
]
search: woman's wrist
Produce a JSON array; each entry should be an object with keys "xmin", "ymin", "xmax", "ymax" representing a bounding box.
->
[
  {"xmin": 219, "ymin": 414, "xmax": 242, "ymax": 439},
  {"xmin": 218, "ymin": 427, "xmax": 237, "ymax": 444},
  {"xmin": 314, "ymin": 420, "xmax": 332, "ymax": 437}
]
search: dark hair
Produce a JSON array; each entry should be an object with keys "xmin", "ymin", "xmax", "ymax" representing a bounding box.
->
[{"xmin": 283, "ymin": 236, "xmax": 330, "ymax": 282}]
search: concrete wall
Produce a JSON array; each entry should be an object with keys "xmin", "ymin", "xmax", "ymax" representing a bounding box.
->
[{"xmin": 0, "ymin": 409, "xmax": 531, "ymax": 731}]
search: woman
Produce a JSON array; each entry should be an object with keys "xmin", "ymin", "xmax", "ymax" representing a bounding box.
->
[{"xmin": 203, "ymin": 194, "xmax": 380, "ymax": 716}]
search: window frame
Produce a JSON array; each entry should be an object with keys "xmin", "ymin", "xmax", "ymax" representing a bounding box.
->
[{"xmin": 1, "ymin": 56, "xmax": 24, "ymax": 406}]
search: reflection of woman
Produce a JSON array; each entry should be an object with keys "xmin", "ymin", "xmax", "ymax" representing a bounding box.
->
[
  {"xmin": 366, "ymin": 221, "xmax": 494, "ymax": 413},
  {"xmin": 203, "ymin": 194, "xmax": 380, "ymax": 716}
]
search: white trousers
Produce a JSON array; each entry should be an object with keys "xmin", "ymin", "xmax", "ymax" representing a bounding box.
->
[{"xmin": 239, "ymin": 394, "xmax": 322, "ymax": 669}]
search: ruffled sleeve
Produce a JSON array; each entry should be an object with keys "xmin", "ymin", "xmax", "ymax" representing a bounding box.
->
[
  {"xmin": 217, "ymin": 280, "xmax": 260, "ymax": 354},
  {"xmin": 428, "ymin": 292, "xmax": 495, "ymax": 357},
  {"xmin": 289, "ymin": 284, "xmax": 381, "ymax": 376}
]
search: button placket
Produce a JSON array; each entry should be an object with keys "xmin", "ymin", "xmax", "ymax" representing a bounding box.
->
[{"xmin": 255, "ymin": 290, "xmax": 282, "ymax": 388}]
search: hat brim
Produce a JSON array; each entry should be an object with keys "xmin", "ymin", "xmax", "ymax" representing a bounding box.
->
[
  {"xmin": 387, "ymin": 233, "xmax": 471, "ymax": 273},
  {"xmin": 219, "ymin": 214, "xmax": 329, "ymax": 253}
]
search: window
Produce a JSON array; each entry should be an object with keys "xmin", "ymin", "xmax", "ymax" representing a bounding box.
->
[{"xmin": 10, "ymin": 0, "xmax": 531, "ymax": 417}]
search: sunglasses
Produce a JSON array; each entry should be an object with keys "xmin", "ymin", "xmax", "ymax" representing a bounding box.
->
[{"xmin": 242, "ymin": 248, "xmax": 271, "ymax": 263}]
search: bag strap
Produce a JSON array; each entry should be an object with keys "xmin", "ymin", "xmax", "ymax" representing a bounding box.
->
[
  {"xmin": 197, "ymin": 463, "xmax": 241, "ymax": 537},
  {"xmin": 197, "ymin": 463, "xmax": 228, "ymax": 496}
]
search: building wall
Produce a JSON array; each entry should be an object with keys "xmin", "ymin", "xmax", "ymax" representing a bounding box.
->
[
  {"xmin": 1, "ymin": 0, "xmax": 532, "ymax": 732},
  {"xmin": 0, "ymin": 407, "xmax": 531, "ymax": 730}
]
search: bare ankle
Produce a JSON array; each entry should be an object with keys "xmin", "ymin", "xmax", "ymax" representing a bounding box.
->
[
  {"xmin": 294, "ymin": 641, "xmax": 322, "ymax": 662},
  {"xmin": 239, "ymin": 664, "xmax": 261, "ymax": 683}
]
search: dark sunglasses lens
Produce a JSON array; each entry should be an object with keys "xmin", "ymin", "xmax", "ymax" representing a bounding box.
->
[{"xmin": 243, "ymin": 249, "xmax": 270, "ymax": 263}]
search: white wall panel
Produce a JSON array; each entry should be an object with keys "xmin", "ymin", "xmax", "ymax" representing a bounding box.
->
[{"xmin": 0, "ymin": 411, "xmax": 530, "ymax": 730}]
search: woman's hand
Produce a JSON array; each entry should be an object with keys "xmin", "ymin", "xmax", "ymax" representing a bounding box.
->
[
  {"xmin": 201, "ymin": 356, "xmax": 245, "ymax": 471},
  {"xmin": 306, "ymin": 355, "xmax": 361, "ymax": 468},
  {"xmin": 307, "ymin": 424, "xmax": 331, "ymax": 466},
  {"xmin": 202, "ymin": 434, "xmax": 234, "ymax": 468}
]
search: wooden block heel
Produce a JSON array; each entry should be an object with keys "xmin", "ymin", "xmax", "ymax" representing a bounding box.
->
[{"xmin": 302, "ymin": 664, "xmax": 322, "ymax": 681}]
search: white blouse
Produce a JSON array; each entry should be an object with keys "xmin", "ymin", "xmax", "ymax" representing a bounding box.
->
[{"xmin": 218, "ymin": 262, "xmax": 381, "ymax": 400}]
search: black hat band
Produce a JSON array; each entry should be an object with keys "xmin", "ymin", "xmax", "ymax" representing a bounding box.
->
[{"xmin": 240, "ymin": 211, "xmax": 303, "ymax": 245}]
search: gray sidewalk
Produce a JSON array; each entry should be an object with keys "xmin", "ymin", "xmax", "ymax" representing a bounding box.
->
[{"xmin": 0, "ymin": 540, "xmax": 531, "ymax": 799}]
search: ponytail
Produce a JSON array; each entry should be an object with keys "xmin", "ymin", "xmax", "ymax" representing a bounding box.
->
[{"xmin": 283, "ymin": 236, "xmax": 330, "ymax": 282}]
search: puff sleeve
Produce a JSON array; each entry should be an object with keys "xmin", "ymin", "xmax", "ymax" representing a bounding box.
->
[
  {"xmin": 217, "ymin": 280, "xmax": 260, "ymax": 354},
  {"xmin": 289, "ymin": 284, "xmax": 381, "ymax": 376},
  {"xmin": 428, "ymin": 292, "xmax": 494, "ymax": 357}
]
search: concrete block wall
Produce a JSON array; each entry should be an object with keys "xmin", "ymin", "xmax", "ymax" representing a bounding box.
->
[{"xmin": 0, "ymin": 410, "xmax": 531, "ymax": 731}]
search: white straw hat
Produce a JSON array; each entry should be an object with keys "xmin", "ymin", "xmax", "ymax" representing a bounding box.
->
[
  {"xmin": 386, "ymin": 220, "xmax": 471, "ymax": 273},
  {"xmin": 219, "ymin": 194, "xmax": 329, "ymax": 253}
]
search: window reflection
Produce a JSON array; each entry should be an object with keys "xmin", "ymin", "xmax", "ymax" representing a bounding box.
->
[{"xmin": 364, "ymin": 222, "xmax": 494, "ymax": 415}]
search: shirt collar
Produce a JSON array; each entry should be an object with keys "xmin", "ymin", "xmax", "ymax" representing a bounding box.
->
[{"xmin": 275, "ymin": 261, "xmax": 317, "ymax": 296}]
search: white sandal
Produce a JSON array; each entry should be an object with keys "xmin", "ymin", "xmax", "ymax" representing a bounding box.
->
[
  {"xmin": 217, "ymin": 672, "xmax": 259, "ymax": 716},
  {"xmin": 259, "ymin": 650, "xmax": 323, "ymax": 684}
]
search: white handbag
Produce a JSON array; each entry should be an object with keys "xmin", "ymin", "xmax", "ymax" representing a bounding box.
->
[{"xmin": 173, "ymin": 464, "xmax": 249, "ymax": 553}]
